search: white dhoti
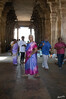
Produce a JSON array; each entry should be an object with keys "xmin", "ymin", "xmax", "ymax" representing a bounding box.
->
[{"xmin": 42, "ymin": 54, "xmax": 49, "ymax": 69}]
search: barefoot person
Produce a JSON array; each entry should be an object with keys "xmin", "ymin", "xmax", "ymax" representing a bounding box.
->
[{"xmin": 24, "ymin": 35, "xmax": 39, "ymax": 78}]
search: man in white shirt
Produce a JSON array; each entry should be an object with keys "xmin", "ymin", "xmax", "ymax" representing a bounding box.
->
[{"xmin": 18, "ymin": 36, "xmax": 26, "ymax": 63}]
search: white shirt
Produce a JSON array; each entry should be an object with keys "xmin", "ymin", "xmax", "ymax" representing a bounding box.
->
[{"xmin": 18, "ymin": 40, "xmax": 26, "ymax": 52}]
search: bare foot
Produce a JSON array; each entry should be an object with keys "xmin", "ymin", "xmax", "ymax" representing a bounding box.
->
[
  {"xmin": 34, "ymin": 74, "xmax": 40, "ymax": 78},
  {"xmin": 22, "ymin": 74, "xmax": 28, "ymax": 77}
]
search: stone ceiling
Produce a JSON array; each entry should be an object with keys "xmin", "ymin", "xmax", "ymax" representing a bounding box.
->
[{"xmin": 13, "ymin": 0, "xmax": 34, "ymax": 21}]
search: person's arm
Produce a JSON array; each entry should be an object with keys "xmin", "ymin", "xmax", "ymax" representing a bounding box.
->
[
  {"xmin": 54, "ymin": 44, "xmax": 60, "ymax": 50},
  {"xmin": 40, "ymin": 42, "xmax": 44, "ymax": 48},
  {"xmin": 22, "ymin": 44, "xmax": 26, "ymax": 47},
  {"xmin": 54, "ymin": 46, "xmax": 60, "ymax": 50},
  {"xmin": 29, "ymin": 47, "xmax": 38, "ymax": 58},
  {"xmin": 61, "ymin": 43, "xmax": 66, "ymax": 49},
  {"xmin": 18, "ymin": 41, "xmax": 20, "ymax": 51},
  {"xmin": 61, "ymin": 46, "xmax": 65, "ymax": 49},
  {"xmin": 22, "ymin": 42, "xmax": 27, "ymax": 47},
  {"xmin": 55, "ymin": 44, "xmax": 65, "ymax": 50}
]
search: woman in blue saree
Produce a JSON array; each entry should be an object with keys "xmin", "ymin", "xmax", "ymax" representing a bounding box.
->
[
  {"xmin": 25, "ymin": 35, "xmax": 39, "ymax": 78},
  {"xmin": 12, "ymin": 39, "xmax": 18, "ymax": 65}
]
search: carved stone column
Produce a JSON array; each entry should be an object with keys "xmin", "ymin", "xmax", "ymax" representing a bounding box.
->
[
  {"xmin": 41, "ymin": 17, "xmax": 45, "ymax": 40},
  {"xmin": 17, "ymin": 27, "xmax": 19, "ymax": 40},
  {"xmin": 50, "ymin": 13, "xmax": 56, "ymax": 47},
  {"xmin": 50, "ymin": 3, "xmax": 58, "ymax": 47},
  {"xmin": 29, "ymin": 26, "xmax": 32, "ymax": 35},
  {"xmin": 60, "ymin": 0, "xmax": 66, "ymax": 43},
  {"xmin": 0, "ymin": 1, "xmax": 5, "ymax": 53},
  {"xmin": 1, "ymin": 16, "xmax": 6, "ymax": 52},
  {"xmin": 34, "ymin": 25, "xmax": 38, "ymax": 43},
  {"xmin": 0, "ymin": 18, "xmax": 1, "ymax": 53},
  {"xmin": 44, "ymin": 11, "xmax": 51, "ymax": 43}
]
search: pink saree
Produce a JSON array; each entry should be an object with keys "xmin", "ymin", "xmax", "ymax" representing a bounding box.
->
[{"xmin": 25, "ymin": 42, "xmax": 38, "ymax": 75}]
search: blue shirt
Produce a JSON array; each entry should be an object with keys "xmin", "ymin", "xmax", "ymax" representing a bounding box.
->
[{"xmin": 40, "ymin": 41, "xmax": 51, "ymax": 55}]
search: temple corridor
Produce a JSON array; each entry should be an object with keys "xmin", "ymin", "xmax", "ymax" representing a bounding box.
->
[
  {"xmin": 0, "ymin": 0, "xmax": 66, "ymax": 99},
  {"xmin": 0, "ymin": 53, "xmax": 66, "ymax": 99},
  {"xmin": 0, "ymin": 0, "xmax": 66, "ymax": 53}
]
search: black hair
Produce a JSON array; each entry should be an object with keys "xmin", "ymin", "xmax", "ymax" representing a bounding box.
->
[{"xmin": 58, "ymin": 37, "xmax": 62, "ymax": 41}]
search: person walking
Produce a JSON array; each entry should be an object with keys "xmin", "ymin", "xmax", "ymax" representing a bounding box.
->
[
  {"xmin": 40, "ymin": 37, "xmax": 51, "ymax": 70},
  {"xmin": 12, "ymin": 39, "xmax": 18, "ymax": 66},
  {"xmin": 54, "ymin": 37, "xmax": 66, "ymax": 69},
  {"xmin": 18, "ymin": 36, "xmax": 26, "ymax": 64}
]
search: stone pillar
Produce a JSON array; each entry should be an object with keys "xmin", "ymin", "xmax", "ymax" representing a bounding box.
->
[
  {"xmin": 39, "ymin": 20, "xmax": 42, "ymax": 42},
  {"xmin": 60, "ymin": 0, "xmax": 66, "ymax": 43},
  {"xmin": 1, "ymin": 17, "xmax": 6, "ymax": 52},
  {"xmin": 44, "ymin": 12, "xmax": 51, "ymax": 43},
  {"xmin": 29, "ymin": 23, "xmax": 33, "ymax": 35},
  {"xmin": 50, "ymin": 13, "xmax": 57, "ymax": 47},
  {"xmin": 30, "ymin": 28, "xmax": 32, "ymax": 35},
  {"xmin": 0, "ymin": 2, "xmax": 4, "ymax": 53},
  {"xmin": 57, "ymin": 15, "xmax": 61, "ymax": 38},
  {"xmin": 0, "ymin": 18, "xmax": 1, "ymax": 53},
  {"xmin": 34, "ymin": 24, "xmax": 39, "ymax": 43},
  {"xmin": 50, "ymin": 3, "xmax": 59, "ymax": 48},
  {"xmin": 17, "ymin": 27, "xmax": 19, "ymax": 40},
  {"xmin": 41, "ymin": 18, "xmax": 45, "ymax": 40}
]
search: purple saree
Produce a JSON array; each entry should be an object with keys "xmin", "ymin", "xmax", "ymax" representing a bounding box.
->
[
  {"xmin": 12, "ymin": 43, "xmax": 18, "ymax": 65},
  {"xmin": 25, "ymin": 42, "xmax": 38, "ymax": 75}
]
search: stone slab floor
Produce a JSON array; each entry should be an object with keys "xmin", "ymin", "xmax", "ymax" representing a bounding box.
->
[{"xmin": 0, "ymin": 53, "xmax": 66, "ymax": 99}]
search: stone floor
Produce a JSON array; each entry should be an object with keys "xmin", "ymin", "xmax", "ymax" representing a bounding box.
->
[{"xmin": 0, "ymin": 53, "xmax": 66, "ymax": 99}]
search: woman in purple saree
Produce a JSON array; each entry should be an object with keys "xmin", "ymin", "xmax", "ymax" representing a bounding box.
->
[
  {"xmin": 12, "ymin": 39, "xmax": 18, "ymax": 65},
  {"xmin": 25, "ymin": 35, "xmax": 39, "ymax": 78}
]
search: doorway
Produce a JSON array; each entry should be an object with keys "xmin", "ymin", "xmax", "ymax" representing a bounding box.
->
[{"xmin": 14, "ymin": 27, "xmax": 35, "ymax": 43}]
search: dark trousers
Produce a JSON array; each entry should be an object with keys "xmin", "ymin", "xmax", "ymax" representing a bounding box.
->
[
  {"xmin": 57, "ymin": 54, "xmax": 64, "ymax": 67},
  {"xmin": 20, "ymin": 52, "xmax": 25, "ymax": 62}
]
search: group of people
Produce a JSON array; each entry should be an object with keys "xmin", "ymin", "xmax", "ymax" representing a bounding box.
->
[
  {"xmin": 11, "ymin": 35, "xmax": 39, "ymax": 78},
  {"xmin": 10, "ymin": 35, "xmax": 66, "ymax": 78}
]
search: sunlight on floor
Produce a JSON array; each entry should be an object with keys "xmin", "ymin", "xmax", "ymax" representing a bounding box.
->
[{"xmin": 0, "ymin": 57, "xmax": 7, "ymax": 61}]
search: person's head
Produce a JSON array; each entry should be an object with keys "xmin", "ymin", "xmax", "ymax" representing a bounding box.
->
[
  {"xmin": 45, "ymin": 36, "xmax": 48, "ymax": 42},
  {"xmin": 27, "ymin": 41, "xmax": 29, "ymax": 44},
  {"xmin": 12, "ymin": 39, "xmax": 14, "ymax": 41},
  {"xmin": 14, "ymin": 39, "xmax": 17, "ymax": 43},
  {"xmin": 21, "ymin": 36, "xmax": 25, "ymax": 41},
  {"xmin": 58, "ymin": 37, "xmax": 62, "ymax": 42},
  {"xmin": 29, "ymin": 35, "xmax": 33, "ymax": 42},
  {"xmin": 18, "ymin": 39, "xmax": 20, "ymax": 41}
]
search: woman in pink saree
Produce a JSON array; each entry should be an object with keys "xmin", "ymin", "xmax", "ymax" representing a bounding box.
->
[{"xmin": 25, "ymin": 35, "xmax": 39, "ymax": 78}]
